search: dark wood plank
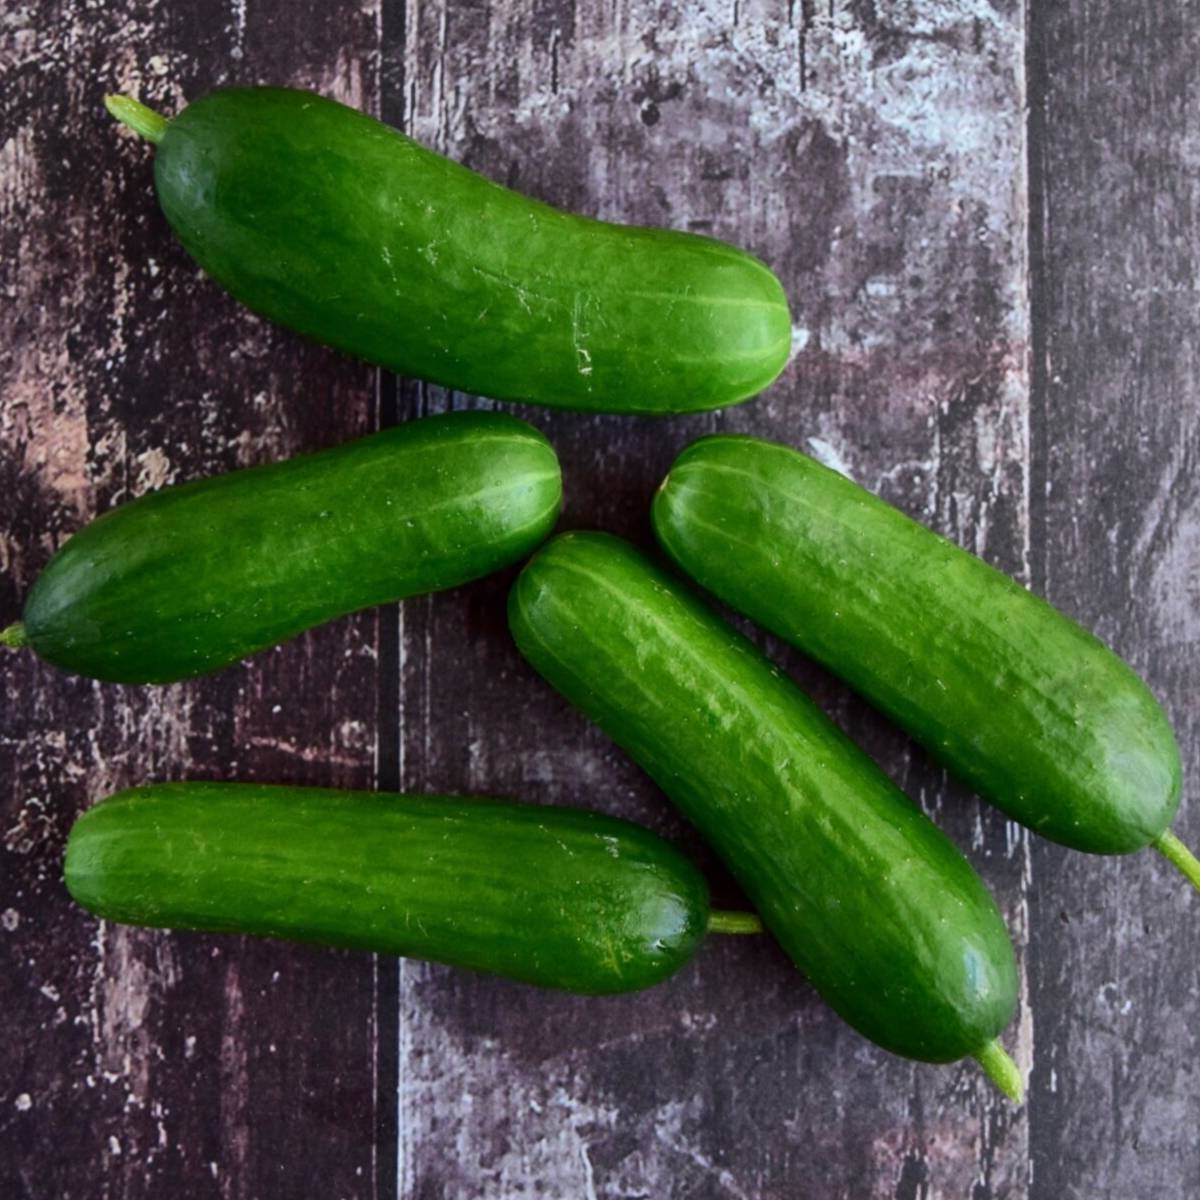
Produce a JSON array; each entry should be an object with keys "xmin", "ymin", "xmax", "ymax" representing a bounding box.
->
[
  {"xmin": 0, "ymin": 3, "xmax": 391, "ymax": 1197},
  {"xmin": 385, "ymin": 2, "xmax": 1032, "ymax": 1195},
  {"xmin": 1028, "ymin": 3, "xmax": 1200, "ymax": 1197}
]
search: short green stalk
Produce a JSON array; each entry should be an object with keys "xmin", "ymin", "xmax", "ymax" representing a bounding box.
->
[
  {"xmin": 1, "ymin": 623, "xmax": 28, "ymax": 649},
  {"xmin": 973, "ymin": 1038, "xmax": 1023, "ymax": 1103},
  {"xmin": 1153, "ymin": 829, "xmax": 1200, "ymax": 894},
  {"xmin": 706, "ymin": 910, "xmax": 763, "ymax": 935},
  {"xmin": 974, "ymin": 1041, "xmax": 1022, "ymax": 1104},
  {"xmin": 104, "ymin": 94, "xmax": 170, "ymax": 144}
]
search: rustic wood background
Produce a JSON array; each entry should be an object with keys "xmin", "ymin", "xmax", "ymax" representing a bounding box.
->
[{"xmin": 2, "ymin": 1, "xmax": 1197, "ymax": 1196}]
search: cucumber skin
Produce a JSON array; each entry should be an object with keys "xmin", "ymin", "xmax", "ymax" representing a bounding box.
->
[
  {"xmin": 150, "ymin": 88, "xmax": 791, "ymax": 416},
  {"xmin": 508, "ymin": 532, "xmax": 1017, "ymax": 1063},
  {"xmin": 64, "ymin": 783, "xmax": 709, "ymax": 995},
  {"xmin": 23, "ymin": 411, "xmax": 561, "ymax": 684},
  {"xmin": 652, "ymin": 435, "xmax": 1182, "ymax": 855}
]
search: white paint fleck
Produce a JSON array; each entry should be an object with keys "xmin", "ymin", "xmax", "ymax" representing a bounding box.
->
[
  {"xmin": 579, "ymin": 1140, "xmax": 599, "ymax": 1200},
  {"xmin": 14, "ymin": 1093, "xmax": 31, "ymax": 1112},
  {"xmin": 135, "ymin": 446, "xmax": 174, "ymax": 492},
  {"xmin": 1, "ymin": 908, "xmax": 18, "ymax": 931},
  {"xmin": 806, "ymin": 437, "xmax": 854, "ymax": 479},
  {"xmin": 229, "ymin": 0, "xmax": 246, "ymax": 60}
]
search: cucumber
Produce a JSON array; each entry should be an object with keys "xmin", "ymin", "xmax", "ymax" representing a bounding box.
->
[
  {"xmin": 1, "ymin": 411, "xmax": 560, "ymax": 684},
  {"xmin": 64, "ymin": 782, "xmax": 759, "ymax": 994},
  {"xmin": 508, "ymin": 532, "xmax": 1021, "ymax": 1097},
  {"xmin": 104, "ymin": 90, "xmax": 791, "ymax": 416},
  {"xmin": 652, "ymin": 434, "xmax": 1199, "ymax": 889}
]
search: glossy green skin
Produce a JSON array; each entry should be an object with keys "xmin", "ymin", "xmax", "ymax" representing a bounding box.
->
[
  {"xmin": 150, "ymin": 87, "xmax": 792, "ymax": 415},
  {"xmin": 24, "ymin": 411, "xmax": 561, "ymax": 683},
  {"xmin": 653, "ymin": 435, "xmax": 1183, "ymax": 854},
  {"xmin": 65, "ymin": 782, "xmax": 709, "ymax": 994},
  {"xmin": 508, "ymin": 532, "xmax": 1017, "ymax": 1062}
]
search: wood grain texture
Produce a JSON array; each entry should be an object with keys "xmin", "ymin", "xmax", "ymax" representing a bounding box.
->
[
  {"xmin": 387, "ymin": 2, "xmax": 1032, "ymax": 1196},
  {"xmin": 2, "ymin": 0, "xmax": 1197, "ymax": 1197},
  {"xmin": 1026, "ymin": 3, "xmax": 1200, "ymax": 1197},
  {"xmin": 0, "ymin": 3, "xmax": 392, "ymax": 1198}
]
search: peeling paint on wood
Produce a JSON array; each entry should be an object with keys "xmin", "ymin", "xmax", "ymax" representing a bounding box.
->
[
  {"xmin": 388, "ymin": 2, "xmax": 1032, "ymax": 1197},
  {"xmin": 2, "ymin": 0, "xmax": 1197, "ymax": 1197},
  {"xmin": 1, "ymin": 2, "xmax": 388, "ymax": 1198},
  {"xmin": 1025, "ymin": 3, "xmax": 1200, "ymax": 1198}
]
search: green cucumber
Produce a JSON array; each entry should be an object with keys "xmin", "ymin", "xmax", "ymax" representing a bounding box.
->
[
  {"xmin": 104, "ymin": 90, "xmax": 791, "ymax": 416},
  {"xmin": 2, "ymin": 411, "xmax": 560, "ymax": 684},
  {"xmin": 64, "ymin": 782, "xmax": 760, "ymax": 993},
  {"xmin": 508, "ymin": 532, "xmax": 1021, "ymax": 1097},
  {"xmin": 652, "ymin": 434, "xmax": 1199, "ymax": 889}
]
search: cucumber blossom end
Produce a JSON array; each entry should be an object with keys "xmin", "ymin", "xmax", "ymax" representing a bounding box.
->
[
  {"xmin": 105, "ymin": 94, "xmax": 170, "ymax": 144},
  {"xmin": 1, "ymin": 622, "xmax": 28, "ymax": 650}
]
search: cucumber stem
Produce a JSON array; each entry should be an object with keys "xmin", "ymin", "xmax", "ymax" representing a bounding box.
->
[
  {"xmin": 1153, "ymin": 829, "xmax": 1200, "ymax": 894},
  {"xmin": 104, "ymin": 94, "xmax": 170, "ymax": 144},
  {"xmin": 973, "ymin": 1039, "xmax": 1023, "ymax": 1103},
  {"xmin": 1, "ymin": 622, "xmax": 28, "ymax": 649},
  {"xmin": 706, "ymin": 909, "xmax": 763, "ymax": 935}
]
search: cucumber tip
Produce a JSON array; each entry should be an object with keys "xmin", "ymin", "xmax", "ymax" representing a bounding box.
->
[
  {"xmin": 706, "ymin": 909, "xmax": 764, "ymax": 935},
  {"xmin": 1, "ymin": 622, "xmax": 28, "ymax": 650},
  {"xmin": 104, "ymin": 94, "xmax": 169, "ymax": 144},
  {"xmin": 973, "ymin": 1039, "xmax": 1023, "ymax": 1104},
  {"xmin": 1153, "ymin": 829, "xmax": 1200, "ymax": 895}
]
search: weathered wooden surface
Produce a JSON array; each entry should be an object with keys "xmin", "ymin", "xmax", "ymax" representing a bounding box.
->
[
  {"xmin": 392, "ymin": 3, "xmax": 1033, "ymax": 1198},
  {"xmin": 0, "ymin": 0, "xmax": 1195, "ymax": 1197},
  {"xmin": 0, "ymin": 3, "xmax": 391, "ymax": 1198},
  {"xmin": 1025, "ymin": 3, "xmax": 1200, "ymax": 1197}
]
